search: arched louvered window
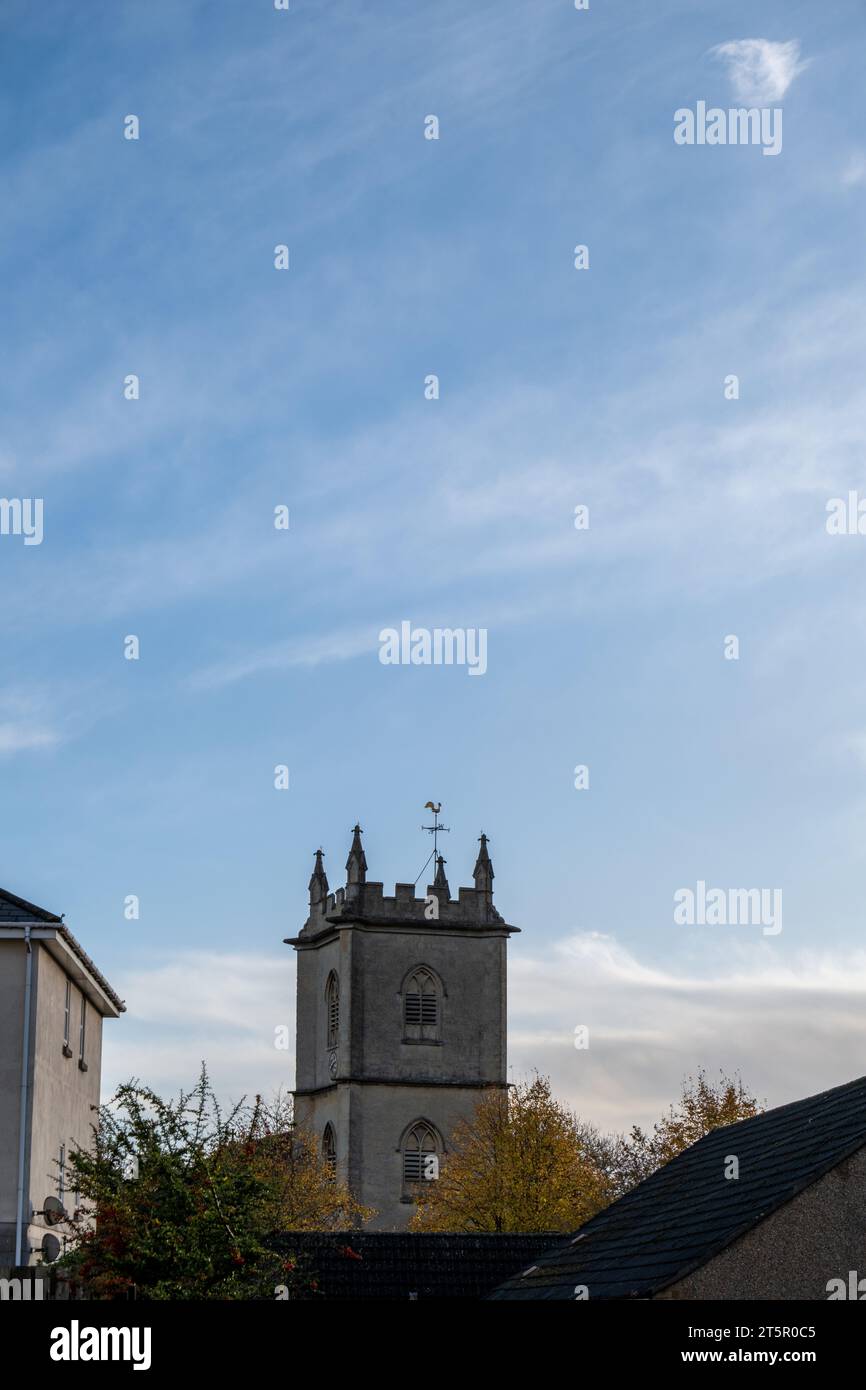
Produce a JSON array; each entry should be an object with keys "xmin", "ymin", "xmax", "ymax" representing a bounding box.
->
[
  {"xmin": 322, "ymin": 1123, "xmax": 336, "ymax": 1176},
  {"xmin": 326, "ymin": 972, "xmax": 339, "ymax": 1048},
  {"xmin": 402, "ymin": 1121, "xmax": 439, "ymax": 1186},
  {"xmin": 403, "ymin": 967, "xmax": 440, "ymax": 1041}
]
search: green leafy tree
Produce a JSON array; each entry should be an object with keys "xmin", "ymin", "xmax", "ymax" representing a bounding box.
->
[{"xmin": 59, "ymin": 1065, "xmax": 371, "ymax": 1300}]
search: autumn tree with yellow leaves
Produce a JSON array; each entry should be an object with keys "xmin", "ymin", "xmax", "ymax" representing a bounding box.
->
[
  {"xmin": 411, "ymin": 1070, "xmax": 762, "ymax": 1233},
  {"xmin": 596, "ymin": 1068, "xmax": 763, "ymax": 1198},
  {"xmin": 411, "ymin": 1075, "xmax": 610, "ymax": 1233}
]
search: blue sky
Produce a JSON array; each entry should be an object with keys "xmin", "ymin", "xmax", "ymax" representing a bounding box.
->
[{"xmin": 2, "ymin": 0, "xmax": 866, "ymax": 1131}]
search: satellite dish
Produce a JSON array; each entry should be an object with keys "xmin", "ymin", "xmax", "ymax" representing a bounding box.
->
[
  {"xmin": 41, "ymin": 1232, "xmax": 61, "ymax": 1263},
  {"xmin": 42, "ymin": 1196, "xmax": 65, "ymax": 1226}
]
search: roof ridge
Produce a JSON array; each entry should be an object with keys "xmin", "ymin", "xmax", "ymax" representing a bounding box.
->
[
  {"xmin": 688, "ymin": 1071, "xmax": 866, "ymax": 1145},
  {"xmin": 489, "ymin": 1071, "xmax": 866, "ymax": 1300}
]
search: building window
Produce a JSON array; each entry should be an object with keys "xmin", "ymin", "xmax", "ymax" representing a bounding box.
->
[
  {"xmin": 402, "ymin": 1121, "xmax": 440, "ymax": 1189},
  {"xmin": 63, "ymin": 980, "xmax": 71, "ymax": 1052},
  {"xmin": 326, "ymin": 972, "xmax": 339, "ymax": 1049},
  {"xmin": 402, "ymin": 967, "xmax": 441, "ymax": 1041},
  {"xmin": 322, "ymin": 1124, "xmax": 336, "ymax": 1176},
  {"xmin": 58, "ymin": 1144, "xmax": 66, "ymax": 1205},
  {"xmin": 78, "ymin": 995, "xmax": 87, "ymax": 1070}
]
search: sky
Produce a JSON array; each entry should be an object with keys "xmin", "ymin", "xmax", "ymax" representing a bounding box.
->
[{"xmin": 2, "ymin": 0, "xmax": 866, "ymax": 1134}]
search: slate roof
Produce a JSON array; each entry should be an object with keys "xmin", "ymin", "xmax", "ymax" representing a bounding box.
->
[
  {"xmin": 272, "ymin": 1232, "xmax": 564, "ymax": 1299},
  {"xmin": 0, "ymin": 886, "xmax": 125, "ymax": 1013},
  {"xmin": 0, "ymin": 885, "xmax": 62, "ymax": 924},
  {"xmin": 489, "ymin": 1073, "xmax": 866, "ymax": 1300}
]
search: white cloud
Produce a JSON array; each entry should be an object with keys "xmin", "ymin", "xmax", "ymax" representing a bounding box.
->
[
  {"xmin": 509, "ymin": 933, "xmax": 866, "ymax": 1131},
  {"xmin": 710, "ymin": 39, "xmax": 808, "ymax": 104},
  {"xmin": 102, "ymin": 938, "xmax": 866, "ymax": 1140},
  {"xmin": 103, "ymin": 951, "xmax": 295, "ymax": 1106}
]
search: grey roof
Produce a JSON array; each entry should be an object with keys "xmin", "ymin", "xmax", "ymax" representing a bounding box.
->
[
  {"xmin": 272, "ymin": 1232, "xmax": 565, "ymax": 1299},
  {"xmin": 0, "ymin": 886, "xmax": 125, "ymax": 1013},
  {"xmin": 0, "ymin": 885, "xmax": 62, "ymax": 924},
  {"xmin": 489, "ymin": 1073, "xmax": 866, "ymax": 1300}
]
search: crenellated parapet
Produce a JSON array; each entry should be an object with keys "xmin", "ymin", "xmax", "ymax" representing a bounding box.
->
[{"xmin": 297, "ymin": 826, "xmax": 512, "ymax": 936}]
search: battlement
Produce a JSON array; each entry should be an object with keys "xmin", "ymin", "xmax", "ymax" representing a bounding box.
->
[
  {"xmin": 296, "ymin": 822, "xmax": 513, "ymax": 937},
  {"xmin": 301, "ymin": 879, "xmax": 506, "ymax": 933}
]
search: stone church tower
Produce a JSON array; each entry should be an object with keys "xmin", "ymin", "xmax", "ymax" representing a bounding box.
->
[{"xmin": 286, "ymin": 823, "xmax": 518, "ymax": 1229}]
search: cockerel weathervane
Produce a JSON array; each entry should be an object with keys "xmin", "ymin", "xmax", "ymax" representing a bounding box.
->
[{"xmin": 416, "ymin": 802, "xmax": 450, "ymax": 881}]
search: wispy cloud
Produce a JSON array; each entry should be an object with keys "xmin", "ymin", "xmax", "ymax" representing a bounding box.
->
[
  {"xmin": 186, "ymin": 624, "xmax": 378, "ymax": 691},
  {"xmin": 841, "ymin": 152, "xmax": 866, "ymax": 188},
  {"xmin": 174, "ymin": 275, "xmax": 866, "ymax": 690},
  {"xmin": 0, "ymin": 722, "xmax": 58, "ymax": 755},
  {"xmin": 0, "ymin": 689, "xmax": 62, "ymax": 757},
  {"xmin": 0, "ymin": 682, "xmax": 120, "ymax": 759},
  {"xmin": 510, "ymin": 933, "xmax": 866, "ymax": 1131},
  {"xmin": 710, "ymin": 38, "xmax": 809, "ymax": 104}
]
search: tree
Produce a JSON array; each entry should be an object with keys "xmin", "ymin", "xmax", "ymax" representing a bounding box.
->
[
  {"xmin": 598, "ymin": 1069, "xmax": 763, "ymax": 1198},
  {"xmin": 411, "ymin": 1075, "xmax": 609, "ymax": 1233},
  {"xmin": 58, "ymin": 1066, "xmax": 371, "ymax": 1300},
  {"xmin": 411, "ymin": 1069, "xmax": 762, "ymax": 1234}
]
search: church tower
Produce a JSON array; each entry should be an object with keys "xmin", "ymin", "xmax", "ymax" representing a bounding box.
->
[{"xmin": 286, "ymin": 820, "xmax": 518, "ymax": 1229}]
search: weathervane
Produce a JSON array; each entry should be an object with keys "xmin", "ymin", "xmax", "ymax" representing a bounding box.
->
[
  {"xmin": 422, "ymin": 801, "xmax": 450, "ymax": 857},
  {"xmin": 415, "ymin": 801, "xmax": 450, "ymax": 884}
]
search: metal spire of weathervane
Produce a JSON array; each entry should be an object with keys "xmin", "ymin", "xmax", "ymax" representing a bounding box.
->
[{"xmin": 415, "ymin": 801, "xmax": 450, "ymax": 885}]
